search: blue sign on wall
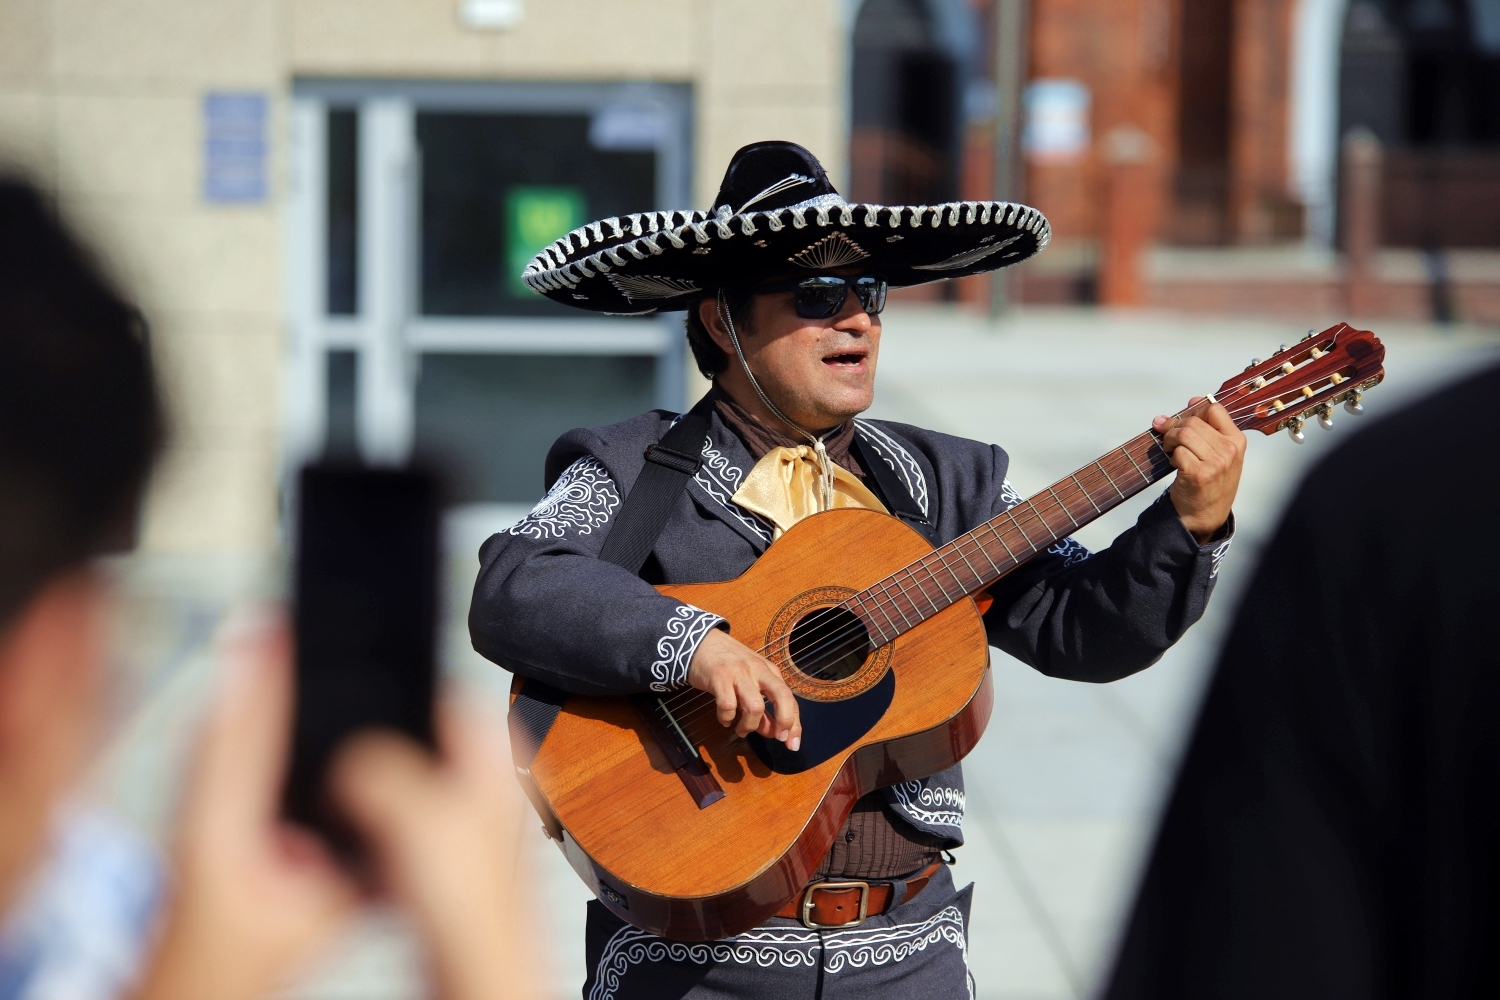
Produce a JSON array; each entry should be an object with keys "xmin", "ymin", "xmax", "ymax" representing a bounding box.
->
[{"xmin": 203, "ymin": 92, "xmax": 267, "ymax": 204}]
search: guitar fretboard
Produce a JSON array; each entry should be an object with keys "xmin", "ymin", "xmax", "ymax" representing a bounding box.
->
[{"xmin": 846, "ymin": 429, "xmax": 1177, "ymax": 645}]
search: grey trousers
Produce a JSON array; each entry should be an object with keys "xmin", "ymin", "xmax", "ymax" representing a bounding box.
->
[{"xmin": 582, "ymin": 866, "xmax": 974, "ymax": 1000}]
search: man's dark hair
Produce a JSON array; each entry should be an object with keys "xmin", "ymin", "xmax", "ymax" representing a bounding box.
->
[
  {"xmin": 0, "ymin": 178, "xmax": 164, "ymax": 627},
  {"xmin": 683, "ymin": 288, "xmax": 755, "ymax": 379}
]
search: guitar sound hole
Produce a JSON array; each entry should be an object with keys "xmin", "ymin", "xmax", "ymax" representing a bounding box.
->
[{"xmin": 787, "ymin": 607, "xmax": 871, "ymax": 682}]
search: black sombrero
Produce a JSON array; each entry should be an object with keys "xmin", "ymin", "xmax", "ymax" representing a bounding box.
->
[{"xmin": 522, "ymin": 140, "xmax": 1051, "ymax": 315}]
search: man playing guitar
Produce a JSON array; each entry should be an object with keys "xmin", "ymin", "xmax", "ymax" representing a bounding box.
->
[{"xmin": 470, "ymin": 141, "xmax": 1245, "ymax": 998}]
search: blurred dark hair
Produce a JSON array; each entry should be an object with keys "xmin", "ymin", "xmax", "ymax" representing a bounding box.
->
[
  {"xmin": 683, "ymin": 288, "xmax": 755, "ymax": 379},
  {"xmin": 0, "ymin": 178, "xmax": 164, "ymax": 628}
]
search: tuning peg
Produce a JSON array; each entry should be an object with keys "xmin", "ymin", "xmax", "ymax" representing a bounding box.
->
[
  {"xmin": 1318, "ymin": 405, "xmax": 1334, "ymax": 430},
  {"xmin": 1344, "ymin": 390, "xmax": 1364, "ymax": 415},
  {"xmin": 1302, "ymin": 329, "xmax": 1315, "ymax": 341},
  {"xmin": 1278, "ymin": 343, "xmax": 1289, "ymax": 353},
  {"xmin": 1287, "ymin": 417, "xmax": 1305, "ymax": 444}
]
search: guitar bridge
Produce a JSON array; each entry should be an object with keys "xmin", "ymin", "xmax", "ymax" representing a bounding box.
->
[{"xmin": 634, "ymin": 695, "xmax": 725, "ymax": 809}]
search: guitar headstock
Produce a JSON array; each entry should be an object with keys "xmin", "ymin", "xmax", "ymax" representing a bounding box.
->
[{"xmin": 1215, "ymin": 322, "xmax": 1385, "ymax": 442}]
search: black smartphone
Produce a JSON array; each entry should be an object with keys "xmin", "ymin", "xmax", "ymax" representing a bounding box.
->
[{"xmin": 284, "ymin": 465, "xmax": 440, "ymax": 860}]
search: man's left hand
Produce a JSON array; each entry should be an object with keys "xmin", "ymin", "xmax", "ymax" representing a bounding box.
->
[{"xmin": 1152, "ymin": 399, "xmax": 1246, "ymax": 544}]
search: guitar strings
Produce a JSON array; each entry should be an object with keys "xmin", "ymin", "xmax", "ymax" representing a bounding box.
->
[
  {"xmin": 668, "ymin": 459, "xmax": 1240, "ymax": 744},
  {"xmin": 660, "ymin": 393, "xmax": 1273, "ymax": 732},
  {"xmin": 664, "ymin": 429, "xmax": 1176, "ymax": 740},
  {"xmin": 661, "ymin": 417, "xmax": 1206, "ymax": 732},
  {"xmin": 659, "ymin": 427, "xmax": 1178, "ymax": 734},
  {"xmin": 659, "ymin": 412, "xmax": 1194, "ymax": 719},
  {"xmin": 657, "ymin": 390, "xmax": 1323, "ymax": 734},
  {"xmin": 683, "ymin": 372, "xmax": 1358, "ymax": 741}
]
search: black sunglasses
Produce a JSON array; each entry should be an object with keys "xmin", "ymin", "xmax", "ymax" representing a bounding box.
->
[{"xmin": 746, "ymin": 274, "xmax": 889, "ymax": 319}]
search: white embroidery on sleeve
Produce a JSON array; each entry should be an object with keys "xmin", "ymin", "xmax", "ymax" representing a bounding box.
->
[
  {"xmin": 650, "ymin": 604, "xmax": 723, "ymax": 691},
  {"xmin": 889, "ymin": 781, "xmax": 965, "ymax": 830},
  {"xmin": 1046, "ymin": 536, "xmax": 1093, "ymax": 568},
  {"xmin": 506, "ymin": 457, "xmax": 620, "ymax": 540},
  {"xmin": 1209, "ymin": 535, "xmax": 1233, "ymax": 578}
]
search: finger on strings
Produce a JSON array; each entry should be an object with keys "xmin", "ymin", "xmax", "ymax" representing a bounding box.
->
[
  {"xmin": 1172, "ymin": 443, "xmax": 1204, "ymax": 476},
  {"xmin": 1173, "ymin": 422, "xmax": 1220, "ymax": 465},
  {"xmin": 734, "ymin": 678, "xmax": 765, "ymax": 736},
  {"xmin": 764, "ymin": 677, "xmax": 800, "ymax": 745},
  {"xmin": 1201, "ymin": 401, "xmax": 1240, "ymax": 435},
  {"xmin": 714, "ymin": 679, "xmax": 738, "ymax": 727}
]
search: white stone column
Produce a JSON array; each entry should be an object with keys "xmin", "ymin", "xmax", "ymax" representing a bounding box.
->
[
  {"xmin": 356, "ymin": 98, "xmax": 417, "ymax": 465},
  {"xmin": 281, "ymin": 97, "xmax": 329, "ymax": 473}
]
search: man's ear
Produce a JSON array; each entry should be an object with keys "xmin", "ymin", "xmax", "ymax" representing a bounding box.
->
[{"xmin": 699, "ymin": 297, "xmax": 736, "ymax": 357}]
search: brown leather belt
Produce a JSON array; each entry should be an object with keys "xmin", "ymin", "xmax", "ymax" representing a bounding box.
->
[{"xmin": 774, "ymin": 860, "xmax": 943, "ymax": 929}]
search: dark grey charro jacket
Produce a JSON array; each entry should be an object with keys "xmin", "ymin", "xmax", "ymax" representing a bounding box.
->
[{"xmin": 469, "ymin": 405, "xmax": 1233, "ymax": 844}]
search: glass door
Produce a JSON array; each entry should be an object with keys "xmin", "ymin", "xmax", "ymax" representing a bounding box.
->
[{"xmin": 284, "ymin": 79, "xmax": 693, "ymax": 533}]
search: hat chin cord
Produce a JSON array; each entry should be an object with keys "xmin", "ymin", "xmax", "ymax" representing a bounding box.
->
[{"xmin": 717, "ymin": 289, "xmax": 838, "ymax": 509}]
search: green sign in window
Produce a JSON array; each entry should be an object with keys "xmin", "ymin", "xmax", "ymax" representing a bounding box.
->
[{"xmin": 506, "ymin": 185, "xmax": 586, "ymax": 296}]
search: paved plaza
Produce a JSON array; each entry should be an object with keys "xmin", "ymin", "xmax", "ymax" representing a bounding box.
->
[{"xmin": 94, "ymin": 306, "xmax": 1499, "ymax": 1000}]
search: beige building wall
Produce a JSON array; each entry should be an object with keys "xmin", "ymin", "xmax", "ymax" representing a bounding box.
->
[{"xmin": 0, "ymin": 0, "xmax": 848, "ymax": 555}]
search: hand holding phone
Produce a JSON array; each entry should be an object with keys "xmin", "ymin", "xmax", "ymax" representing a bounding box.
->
[{"xmin": 283, "ymin": 465, "xmax": 440, "ymax": 864}]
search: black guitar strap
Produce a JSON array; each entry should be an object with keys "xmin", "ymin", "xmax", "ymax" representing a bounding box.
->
[
  {"xmin": 511, "ymin": 398, "xmax": 712, "ymax": 765},
  {"xmin": 597, "ymin": 402, "xmax": 712, "ymax": 573}
]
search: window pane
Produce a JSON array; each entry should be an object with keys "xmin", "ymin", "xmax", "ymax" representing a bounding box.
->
[
  {"xmin": 417, "ymin": 113, "xmax": 656, "ymax": 316},
  {"xmin": 326, "ymin": 109, "xmax": 358, "ymax": 315},
  {"xmin": 325, "ymin": 349, "xmax": 359, "ymax": 458},
  {"xmin": 413, "ymin": 353, "xmax": 656, "ymax": 503}
]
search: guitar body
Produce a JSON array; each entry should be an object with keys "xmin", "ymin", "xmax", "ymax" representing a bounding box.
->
[{"xmin": 520, "ymin": 507, "xmax": 993, "ymax": 941}]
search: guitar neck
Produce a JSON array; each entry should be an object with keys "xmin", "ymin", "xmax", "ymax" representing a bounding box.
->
[{"xmin": 848, "ymin": 428, "xmax": 1178, "ymax": 645}]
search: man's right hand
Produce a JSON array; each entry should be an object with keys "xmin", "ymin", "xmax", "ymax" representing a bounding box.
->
[{"xmin": 688, "ymin": 628, "xmax": 802, "ymax": 750}]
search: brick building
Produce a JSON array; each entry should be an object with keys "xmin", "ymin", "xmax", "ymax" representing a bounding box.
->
[
  {"xmin": 841, "ymin": 0, "xmax": 1498, "ymax": 313},
  {"xmin": 1015, "ymin": 0, "xmax": 1500, "ymax": 312}
]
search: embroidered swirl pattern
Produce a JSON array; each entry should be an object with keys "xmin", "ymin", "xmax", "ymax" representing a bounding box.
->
[
  {"xmin": 506, "ymin": 457, "xmax": 620, "ymax": 540},
  {"xmin": 588, "ymin": 905, "xmax": 973, "ymax": 1000},
  {"xmin": 854, "ymin": 421, "xmax": 930, "ymax": 516},
  {"xmin": 1046, "ymin": 536, "xmax": 1093, "ymax": 568},
  {"xmin": 890, "ymin": 781, "xmax": 965, "ymax": 830},
  {"xmin": 694, "ymin": 437, "xmax": 774, "ymax": 543},
  {"xmin": 650, "ymin": 605, "xmax": 723, "ymax": 691}
]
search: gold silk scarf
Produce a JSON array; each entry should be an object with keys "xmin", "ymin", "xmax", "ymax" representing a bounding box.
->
[{"xmin": 731, "ymin": 444, "xmax": 888, "ymax": 539}]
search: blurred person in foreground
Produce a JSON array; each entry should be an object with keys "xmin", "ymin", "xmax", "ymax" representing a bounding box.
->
[
  {"xmin": 1101, "ymin": 361, "xmax": 1500, "ymax": 1000},
  {"xmin": 471, "ymin": 141, "xmax": 1246, "ymax": 997},
  {"xmin": 0, "ymin": 176, "xmax": 536, "ymax": 1000}
]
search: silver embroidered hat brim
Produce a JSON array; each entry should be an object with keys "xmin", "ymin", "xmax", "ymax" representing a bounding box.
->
[{"xmin": 520, "ymin": 191, "xmax": 1052, "ymax": 316}]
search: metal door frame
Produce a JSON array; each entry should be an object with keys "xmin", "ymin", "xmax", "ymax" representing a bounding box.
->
[{"xmin": 283, "ymin": 78, "xmax": 695, "ymax": 475}]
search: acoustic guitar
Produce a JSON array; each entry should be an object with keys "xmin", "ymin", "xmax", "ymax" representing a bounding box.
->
[{"xmin": 511, "ymin": 322, "xmax": 1386, "ymax": 941}]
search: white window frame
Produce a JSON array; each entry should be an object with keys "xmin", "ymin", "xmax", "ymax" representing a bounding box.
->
[{"xmin": 283, "ymin": 79, "xmax": 694, "ymax": 474}]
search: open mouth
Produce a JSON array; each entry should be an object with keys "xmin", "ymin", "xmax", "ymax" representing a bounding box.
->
[{"xmin": 822, "ymin": 352, "xmax": 867, "ymax": 368}]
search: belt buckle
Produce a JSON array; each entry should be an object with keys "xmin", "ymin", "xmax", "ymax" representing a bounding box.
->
[{"xmin": 800, "ymin": 880, "xmax": 870, "ymax": 930}]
